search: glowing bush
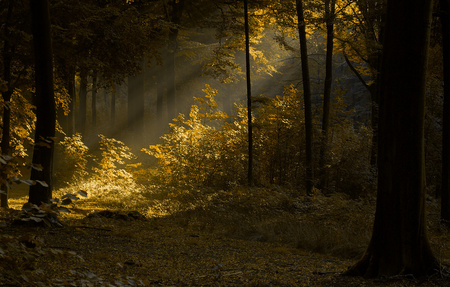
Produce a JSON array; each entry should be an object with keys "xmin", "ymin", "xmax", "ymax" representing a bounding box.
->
[{"xmin": 146, "ymin": 84, "xmax": 373, "ymax": 195}]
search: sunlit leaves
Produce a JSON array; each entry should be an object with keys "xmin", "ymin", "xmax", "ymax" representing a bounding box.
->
[
  {"xmin": 92, "ymin": 135, "xmax": 136, "ymax": 183},
  {"xmin": 146, "ymin": 82, "xmax": 371, "ymax": 192},
  {"xmin": 144, "ymin": 85, "xmax": 247, "ymax": 187},
  {"xmin": 55, "ymin": 133, "xmax": 89, "ymax": 181}
]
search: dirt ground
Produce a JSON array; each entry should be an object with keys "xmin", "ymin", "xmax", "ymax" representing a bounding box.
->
[{"xmin": 1, "ymin": 210, "xmax": 449, "ymax": 287}]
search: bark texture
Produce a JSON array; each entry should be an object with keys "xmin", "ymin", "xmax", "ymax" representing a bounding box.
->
[
  {"xmin": 345, "ymin": 0, "xmax": 438, "ymax": 277},
  {"xmin": 296, "ymin": 0, "xmax": 314, "ymax": 195},
  {"xmin": 28, "ymin": 0, "xmax": 56, "ymax": 205}
]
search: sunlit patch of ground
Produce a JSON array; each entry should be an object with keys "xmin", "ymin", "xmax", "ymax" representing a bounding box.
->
[{"xmin": 2, "ymin": 181, "xmax": 450, "ymax": 286}]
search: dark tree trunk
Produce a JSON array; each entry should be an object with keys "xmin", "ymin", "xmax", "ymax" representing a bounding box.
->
[
  {"xmin": 77, "ymin": 69, "xmax": 87, "ymax": 134},
  {"xmin": 66, "ymin": 68, "xmax": 75, "ymax": 135},
  {"xmin": 92, "ymin": 72, "xmax": 98, "ymax": 128},
  {"xmin": 441, "ymin": 0, "xmax": 450, "ymax": 223},
  {"xmin": 345, "ymin": 0, "xmax": 438, "ymax": 277},
  {"xmin": 0, "ymin": 0, "xmax": 14, "ymax": 208},
  {"xmin": 1, "ymin": 52, "xmax": 12, "ymax": 208},
  {"xmin": 342, "ymin": 0, "xmax": 386, "ymax": 169},
  {"xmin": 244, "ymin": 0, "xmax": 253, "ymax": 186},
  {"xmin": 127, "ymin": 69, "xmax": 145, "ymax": 145},
  {"xmin": 166, "ymin": 0, "xmax": 184, "ymax": 122},
  {"xmin": 318, "ymin": 0, "xmax": 336, "ymax": 192},
  {"xmin": 28, "ymin": 0, "xmax": 56, "ymax": 205},
  {"xmin": 111, "ymin": 87, "xmax": 116, "ymax": 126},
  {"xmin": 296, "ymin": 0, "xmax": 314, "ymax": 196},
  {"xmin": 156, "ymin": 66, "xmax": 166, "ymax": 137}
]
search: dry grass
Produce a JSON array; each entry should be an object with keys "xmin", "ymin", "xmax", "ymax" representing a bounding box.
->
[
  {"xmin": 4, "ymin": 180, "xmax": 450, "ymax": 286},
  {"xmin": 7, "ymin": 179, "xmax": 450, "ymax": 265}
]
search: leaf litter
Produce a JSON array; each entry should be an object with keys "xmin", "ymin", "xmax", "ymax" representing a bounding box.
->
[{"xmin": 1, "ymin": 187, "xmax": 449, "ymax": 286}]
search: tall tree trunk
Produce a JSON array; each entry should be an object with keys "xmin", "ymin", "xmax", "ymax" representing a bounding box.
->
[
  {"xmin": 342, "ymin": 0, "xmax": 386, "ymax": 169},
  {"xmin": 28, "ymin": 0, "xmax": 56, "ymax": 205},
  {"xmin": 111, "ymin": 87, "xmax": 116, "ymax": 126},
  {"xmin": 368, "ymin": 0, "xmax": 386, "ymax": 169},
  {"xmin": 66, "ymin": 68, "xmax": 75, "ymax": 135},
  {"xmin": 345, "ymin": 0, "xmax": 438, "ymax": 277},
  {"xmin": 166, "ymin": 0, "xmax": 184, "ymax": 122},
  {"xmin": 0, "ymin": 0, "xmax": 14, "ymax": 208},
  {"xmin": 127, "ymin": 68, "xmax": 145, "ymax": 146},
  {"xmin": 91, "ymin": 72, "xmax": 98, "ymax": 128},
  {"xmin": 441, "ymin": 0, "xmax": 450, "ymax": 223},
  {"xmin": 296, "ymin": 0, "xmax": 314, "ymax": 196},
  {"xmin": 77, "ymin": 69, "xmax": 87, "ymax": 134},
  {"xmin": 244, "ymin": 0, "xmax": 253, "ymax": 186},
  {"xmin": 156, "ymin": 65, "xmax": 167, "ymax": 137},
  {"xmin": 319, "ymin": 0, "xmax": 336, "ymax": 192}
]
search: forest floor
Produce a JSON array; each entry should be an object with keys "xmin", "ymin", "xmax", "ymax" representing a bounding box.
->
[{"xmin": 1, "ymin": 185, "xmax": 450, "ymax": 286}]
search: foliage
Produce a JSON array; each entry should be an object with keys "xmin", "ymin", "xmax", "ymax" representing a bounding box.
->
[
  {"xmin": 145, "ymin": 84, "xmax": 373, "ymax": 196},
  {"xmin": 144, "ymin": 84, "xmax": 248, "ymax": 187},
  {"xmin": 54, "ymin": 134, "xmax": 147, "ymax": 210},
  {"xmin": 0, "ymin": 89, "xmax": 35, "ymax": 161},
  {"xmin": 93, "ymin": 134, "xmax": 137, "ymax": 182},
  {"xmin": 54, "ymin": 133, "xmax": 89, "ymax": 184}
]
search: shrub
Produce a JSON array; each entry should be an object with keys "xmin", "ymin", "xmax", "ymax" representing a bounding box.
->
[{"xmin": 145, "ymin": 84, "xmax": 373, "ymax": 197}]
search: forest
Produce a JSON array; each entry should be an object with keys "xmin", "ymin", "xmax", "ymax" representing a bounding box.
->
[{"xmin": 1, "ymin": 0, "xmax": 450, "ymax": 286}]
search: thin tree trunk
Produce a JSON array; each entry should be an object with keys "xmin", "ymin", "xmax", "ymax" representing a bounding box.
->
[
  {"xmin": 92, "ymin": 72, "xmax": 97, "ymax": 128},
  {"xmin": 296, "ymin": 0, "xmax": 314, "ymax": 196},
  {"xmin": 0, "ymin": 0, "xmax": 20, "ymax": 208},
  {"xmin": 156, "ymin": 66, "xmax": 166, "ymax": 137},
  {"xmin": 127, "ymin": 69, "xmax": 145, "ymax": 145},
  {"xmin": 0, "ymin": 0, "xmax": 14, "ymax": 208},
  {"xmin": 319, "ymin": 0, "xmax": 336, "ymax": 192},
  {"xmin": 166, "ymin": 0, "xmax": 184, "ymax": 122},
  {"xmin": 345, "ymin": 0, "xmax": 438, "ymax": 277},
  {"xmin": 111, "ymin": 87, "xmax": 116, "ymax": 126},
  {"xmin": 441, "ymin": 0, "xmax": 450, "ymax": 223},
  {"xmin": 28, "ymin": 0, "xmax": 56, "ymax": 205},
  {"xmin": 244, "ymin": 0, "xmax": 253, "ymax": 186},
  {"xmin": 77, "ymin": 70, "xmax": 87, "ymax": 134},
  {"xmin": 66, "ymin": 68, "xmax": 75, "ymax": 135}
]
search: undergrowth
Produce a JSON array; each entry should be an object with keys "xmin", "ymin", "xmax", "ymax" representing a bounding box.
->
[{"xmin": 6, "ymin": 84, "xmax": 445, "ymax": 268}]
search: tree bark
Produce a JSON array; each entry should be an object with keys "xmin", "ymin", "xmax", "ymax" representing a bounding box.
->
[
  {"xmin": 441, "ymin": 0, "xmax": 450, "ymax": 223},
  {"xmin": 127, "ymin": 68, "xmax": 145, "ymax": 145},
  {"xmin": 156, "ymin": 64, "xmax": 166, "ymax": 137},
  {"xmin": 166, "ymin": 0, "xmax": 184, "ymax": 122},
  {"xmin": 92, "ymin": 72, "xmax": 98, "ymax": 128},
  {"xmin": 296, "ymin": 0, "xmax": 314, "ymax": 196},
  {"xmin": 345, "ymin": 0, "xmax": 438, "ymax": 277},
  {"xmin": 318, "ymin": 0, "xmax": 336, "ymax": 192},
  {"xmin": 111, "ymin": 87, "xmax": 116, "ymax": 126},
  {"xmin": 342, "ymin": 0, "xmax": 386, "ymax": 169},
  {"xmin": 77, "ymin": 69, "xmax": 87, "ymax": 134},
  {"xmin": 0, "ymin": 0, "xmax": 14, "ymax": 208},
  {"xmin": 28, "ymin": 0, "xmax": 56, "ymax": 205},
  {"xmin": 244, "ymin": 0, "xmax": 253, "ymax": 186},
  {"xmin": 66, "ymin": 68, "xmax": 75, "ymax": 135}
]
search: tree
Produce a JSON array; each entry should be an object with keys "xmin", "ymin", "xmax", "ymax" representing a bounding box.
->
[
  {"xmin": 77, "ymin": 69, "xmax": 87, "ymax": 134},
  {"xmin": 318, "ymin": 0, "xmax": 336, "ymax": 191},
  {"xmin": 338, "ymin": 0, "xmax": 386, "ymax": 168},
  {"xmin": 127, "ymin": 65, "xmax": 145, "ymax": 145},
  {"xmin": 441, "ymin": 0, "xmax": 450, "ymax": 223},
  {"xmin": 166, "ymin": 0, "xmax": 185, "ymax": 122},
  {"xmin": 345, "ymin": 0, "xmax": 439, "ymax": 277},
  {"xmin": 28, "ymin": 0, "xmax": 56, "ymax": 205},
  {"xmin": 244, "ymin": 0, "xmax": 253, "ymax": 186},
  {"xmin": 92, "ymin": 72, "xmax": 98, "ymax": 128},
  {"xmin": 51, "ymin": 0, "xmax": 162, "ymax": 137},
  {"xmin": 296, "ymin": 0, "xmax": 314, "ymax": 196},
  {"xmin": 0, "ymin": 0, "xmax": 14, "ymax": 208}
]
